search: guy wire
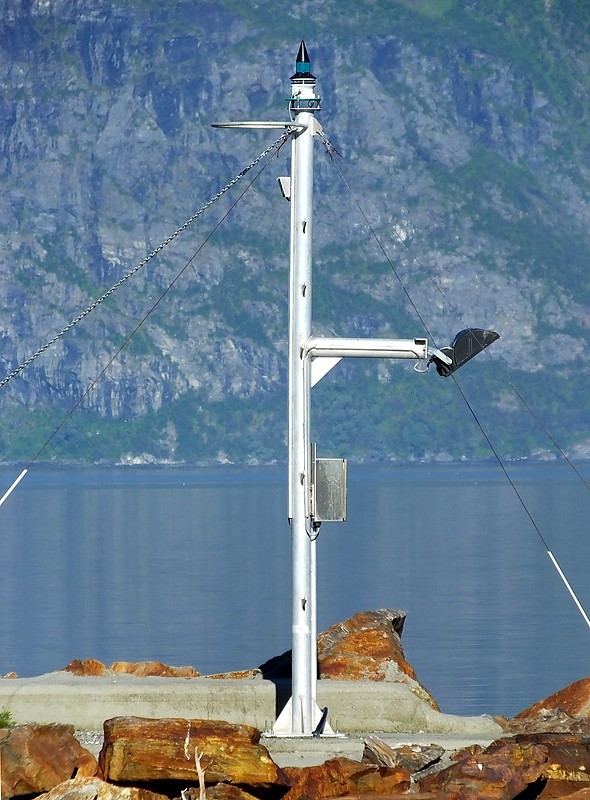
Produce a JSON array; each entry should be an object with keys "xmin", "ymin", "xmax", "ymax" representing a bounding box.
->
[
  {"xmin": 0, "ymin": 133, "xmax": 289, "ymax": 392},
  {"xmin": 323, "ymin": 138, "xmax": 590, "ymax": 629},
  {"xmin": 0, "ymin": 135, "xmax": 288, "ymax": 507}
]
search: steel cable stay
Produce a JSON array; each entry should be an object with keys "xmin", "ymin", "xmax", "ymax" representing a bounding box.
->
[
  {"xmin": 321, "ymin": 135, "xmax": 590, "ymax": 631},
  {"xmin": 0, "ymin": 132, "xmax": 289, "ymax": 509},
  {"xmin": 406, "ymin": 262, "xmax": 590, "ymax": 494},
  {"xmin": 447, "ymin": 369, "xmax": 590, "ymax": 630},
  {"xmin": 0, "ymin": 132, "xmax": 289, "ymax": 393}
]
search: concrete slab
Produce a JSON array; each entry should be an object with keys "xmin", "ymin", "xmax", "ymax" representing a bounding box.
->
[
  {"xmin": 0, "ymin": 672, "xmax": 504, "ymax": 748},
  {"xmin": 0, "ymin": 673, "xmax": 276, "ymax": 732}
]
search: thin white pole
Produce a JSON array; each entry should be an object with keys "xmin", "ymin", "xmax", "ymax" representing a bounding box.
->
[
  {"xmin": 311, "ymin": 535, "xmax": 318, "ymax": 702},
  {"xmin": 212, "ymin": 45, "xmax": 323, "ymax": 739},
  {"xmin": 0, "ymin": 468, "xmax": 28, "ymax": 508},
  {"xmin": 547, "ymin": 550, "xmax": 590, "ymax": 629},
  {"xmin": 288, "ymin": 42, "xmax": 319, "ymax": 735}
]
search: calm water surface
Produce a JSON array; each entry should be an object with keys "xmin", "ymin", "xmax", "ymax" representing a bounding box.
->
[{"xmin": 1, "ymin": 461, "xmax": 589, "ymax": 718}]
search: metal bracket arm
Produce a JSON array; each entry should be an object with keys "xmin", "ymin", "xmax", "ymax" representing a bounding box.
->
[
  {"xmin": 427, "ymin": 346, "xmax": 453, "ymax": 366},
  {"xmin": 305, "ymin": 336, "xmax": 429, "ymax": 360}
]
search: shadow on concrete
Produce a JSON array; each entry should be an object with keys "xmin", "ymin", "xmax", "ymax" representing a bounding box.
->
[{"xmin": 259, "ymin": 648, "xmax": 319, "ymax": 720}]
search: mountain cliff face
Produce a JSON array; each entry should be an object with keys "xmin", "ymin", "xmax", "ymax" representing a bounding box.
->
[{"xmin": 0, "ymin": 0, "xmax": 588, "ymax": 464}]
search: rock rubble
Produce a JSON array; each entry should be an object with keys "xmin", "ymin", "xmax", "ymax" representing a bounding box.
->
[{"xmin": 3, "ymin": 610, "xmax": 590, "ymax": 800}]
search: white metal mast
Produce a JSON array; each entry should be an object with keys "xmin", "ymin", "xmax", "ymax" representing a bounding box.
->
[
  {"xmin": 212, "ymin": 41, "xmax": 325, "ymax": 737},
  {"xmin": 286, "ymin": 41, "xmax": 320, "ymax": 736},
  {"xmin": 214, "ymin": 42, "xmax": 497, "ymax": 739}
]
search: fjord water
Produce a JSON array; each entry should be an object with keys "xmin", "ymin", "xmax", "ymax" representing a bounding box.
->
[{"xmin": 1, "ymin": 461, "xmax": 589, "ymax": 718}]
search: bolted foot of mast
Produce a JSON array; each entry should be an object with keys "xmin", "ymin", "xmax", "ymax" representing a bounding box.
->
[{"xmin": 270, "ymin": 697, "xmax": 342, "ymax": 737}]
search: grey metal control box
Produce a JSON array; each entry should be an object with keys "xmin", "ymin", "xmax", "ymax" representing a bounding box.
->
[{"xmin": 311, "ymin": 444, "xmax": 347, "ymax": 522}]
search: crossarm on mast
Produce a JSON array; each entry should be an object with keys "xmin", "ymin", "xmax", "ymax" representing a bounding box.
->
[{"xmin": 305, "ymin": 336, "xmax": 429, "ymax": 360}]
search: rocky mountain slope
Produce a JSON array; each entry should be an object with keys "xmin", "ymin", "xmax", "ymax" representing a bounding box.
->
[{"xmin": 0, "ymin": 0, "xmax": 588, "ymax": 465}]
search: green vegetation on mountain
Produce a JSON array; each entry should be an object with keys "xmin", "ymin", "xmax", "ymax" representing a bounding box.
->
[{"xmin": 0, "ymin": 0, "xmax": 588, "ymax": 465}]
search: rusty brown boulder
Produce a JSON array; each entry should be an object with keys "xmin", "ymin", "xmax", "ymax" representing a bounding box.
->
[
  {"xmin": 183, "ymin": 786, "xmax": 261, "ymax": 800},
  {"xmin": 64, "ymin": 659, "xmax": 110, "ymax": 676},
  {"xmin": 259, "ymin": 609, "xmax": 438, "ymax": 710},
  {"xmin": 317, "ymin": 610, "xmax": 438, "ymax": 709},
  {"xmin": 498, "ymin": 732, "xmax": 590, "ymax": 791},
  {"xmin": 206, "ymin": 670, "xmax": 262, "ymax": 680},
  {"xmin": 37, "ymin": 777, "xmax": 169, "ymax": 800},
  {"xmin": 515, "ymin": 676, "xmax": 590, "ymax": 720},
  {"xmin": 417, "ymin": 739, "xmax": 549, "ymax": 799},
  {"xmin": 317, "ymin": 610, "xmax": 409, "ymax": 676},
  {"xmin": 109, "ymin": 661, "xmax": 200, "ymax": 678},
  {"xmin": 64, "ymin": 659, "xmax": 201, "ymax": 678},
  {"xmin": 260, "ymin": 610, "xmax": 405, "ymax": 680},
  {"xmin": 99, "ymin": 716, "xmax": 288, "ymax": 791},
  {"xmin": 362, "ymin": 735, "xmax": 444, "ymax": 774},
  {"xmin": 0, "ymin": 724, "xmax": 97, "ymax": 799},
  {"xmin": 550, "ymin": 790, "xmax": 590, "ymax": 800},
  {"xmin": 503, "ymin": 707, "xmax": 590, "ymax": 736},
  {"xmin": 282, "ymin": 756, "xmax": 411, "ymax": 800}
]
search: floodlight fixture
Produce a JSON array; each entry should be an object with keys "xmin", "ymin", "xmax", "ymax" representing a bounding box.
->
[{"xmin": 428, "ymin": 328, "xmax": 500, "ymax": 377}]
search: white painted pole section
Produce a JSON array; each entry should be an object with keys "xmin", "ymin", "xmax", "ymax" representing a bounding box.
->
[
  {"xmin": 288, "ymin": 52, "xmax": 318, "ymax": 736},
  {"xmin": 311, "ymin": 535, "xmax": 317, "ymax": 702},
  {"xmin": 213, "ymin": 50, "xmax": 325, "ymax": 738},
  {"xmin": 547, "ymin": 550, "xmax": 590, "ymax": 629},
  {"xmin": 0, "ymin": 468, "xmax": 28, "ymax": 508}
]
